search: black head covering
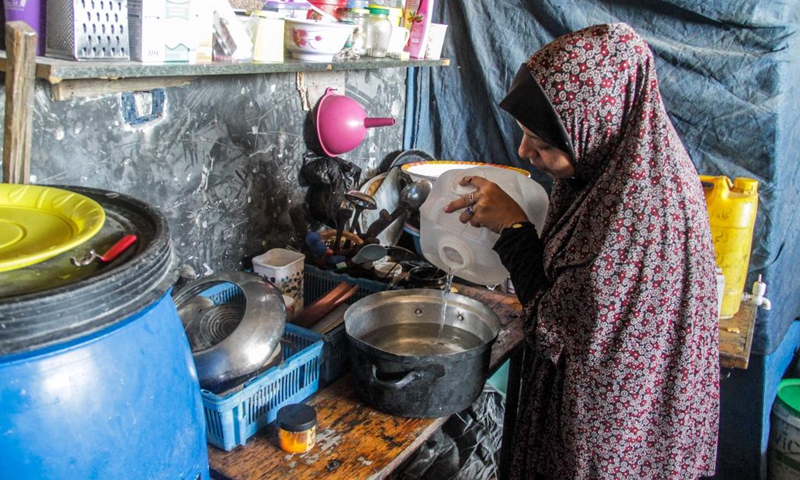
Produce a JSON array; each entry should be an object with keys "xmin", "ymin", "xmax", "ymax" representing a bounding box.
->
[{"xmin": 499, "ymin": 64, "xmax": 575, "ymax": 161}]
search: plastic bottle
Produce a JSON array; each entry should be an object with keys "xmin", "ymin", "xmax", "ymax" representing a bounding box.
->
[
  {"xmin": 403, "ymin": 0, "xmax": 433, "ymax": 59},
  {"xmin": 418, "ymin": 166, "xmax": 549, "ymax": 287},
  {"xmin": 699, "ymin": 175, "xmax": 759, "ymax": 318}
]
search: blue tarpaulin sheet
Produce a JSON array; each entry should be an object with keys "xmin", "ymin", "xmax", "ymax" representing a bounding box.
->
[{"xmin": 406, "ymin": 0, "xmax": 800, "ymax": 355}]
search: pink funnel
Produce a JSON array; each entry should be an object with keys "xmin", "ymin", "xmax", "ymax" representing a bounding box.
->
[{"xmin": 315, "ymin": 87, "xmax": 396, "ymax": 156}]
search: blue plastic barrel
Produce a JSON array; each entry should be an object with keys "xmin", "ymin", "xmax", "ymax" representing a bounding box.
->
[{"xmin": 0, "ymin": 186, "xmax": 209, "ymax": 480}]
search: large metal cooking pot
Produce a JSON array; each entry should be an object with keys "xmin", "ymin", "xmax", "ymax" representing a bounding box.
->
[{"xmin": 344, "ymin": 289, "xmax": 501, "ymax": 418}]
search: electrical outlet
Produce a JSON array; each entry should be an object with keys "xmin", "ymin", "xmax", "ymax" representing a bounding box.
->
[{"xmin": 121, "ymin": 89, "xmax": 166, "ymax": 126}]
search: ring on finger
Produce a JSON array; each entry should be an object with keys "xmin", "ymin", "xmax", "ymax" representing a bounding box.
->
[
  {"xmin": 468, "ymin": 192, "xmax": 475, "ymax": 205},
  {"xmin": 465, "ymin": 206, "xmax": 474, "ymax": 215}
]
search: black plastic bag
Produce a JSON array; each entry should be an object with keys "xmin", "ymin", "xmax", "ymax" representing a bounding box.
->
[
  {"xmin": 390, "ymin": 388, "xmax": 505, "ymax": 480},
  {"xmin": 300, "ymin": 152, "xmax": 361, "ymax": 228}
]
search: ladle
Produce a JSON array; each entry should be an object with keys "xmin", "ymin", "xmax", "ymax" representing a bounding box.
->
[
  {"xmin": 351, "ymin": 243, "xmax": 388, "ymax": 265},
  {"xmin": 364, "ymin": 180, "xmax": 432, "ymax": 239},
  {"xmin": 344, "ymin": 190, "xmax": 377, "ymax": 236}
]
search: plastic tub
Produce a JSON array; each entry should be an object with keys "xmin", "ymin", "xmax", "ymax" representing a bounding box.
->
[
  {"xmin": 770, "ymin": 379, "xmax": 800, "ymax": 479},
  {"xmin": 201, "ymin": 321, "xmax": 323, "ymax": 451}
]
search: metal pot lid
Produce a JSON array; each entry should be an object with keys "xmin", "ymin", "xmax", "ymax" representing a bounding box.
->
[{"xmin": 173, "ymin": 271, "xmax": 286, "ymax": 392}]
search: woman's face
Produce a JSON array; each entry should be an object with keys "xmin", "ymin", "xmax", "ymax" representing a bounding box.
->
[{"xmin": 517, "ymin": 121, "xmax": 575, "ymax": 179}]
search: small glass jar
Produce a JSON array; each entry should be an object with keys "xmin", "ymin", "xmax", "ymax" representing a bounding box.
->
[
  {"xmin": 340, "ymin": 8, "xmax": 370, "ymax": 55},
  {"xmin": 277, "ymin": 404, "xmax": 317, "ymax": 454},
  {"xmin": 365, "ymin": 6, "xmax": 391, "ymax": 57}
]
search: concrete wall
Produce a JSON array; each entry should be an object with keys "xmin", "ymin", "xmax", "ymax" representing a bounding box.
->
[{"xmin": 2, "ymin": 68, "xmax": 407, "ymax": 282}]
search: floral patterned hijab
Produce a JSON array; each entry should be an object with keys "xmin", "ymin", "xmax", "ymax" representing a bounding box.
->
[
  {"xmin": 501, "ymin": 23, "xmax": 718, "ymax": 364},
  {"xmin": 498, "ymin": 24, "xmax": 720, "ymax": 477}
]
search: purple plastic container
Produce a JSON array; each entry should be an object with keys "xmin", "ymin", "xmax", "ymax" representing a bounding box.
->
[{"xmin": 3, "ymin": 0, "xmax": 45, "ymax": 55}]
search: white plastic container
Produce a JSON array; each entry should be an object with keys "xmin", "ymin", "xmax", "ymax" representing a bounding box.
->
[
  {"xmin": 251, "ymin": 11, "xmax": 285, "ymax": 62},
  {"xmin": 253, "ymin": 248, "xmax": 306, "ymax": 311},
  {"xmin": 419, "ymin": 166, "xmax": 549, "ymax": 287}
]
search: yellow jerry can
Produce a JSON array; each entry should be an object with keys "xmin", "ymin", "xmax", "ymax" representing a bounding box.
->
[{"xmin": 699, "ymin": 175, "xmax": 759, "ymax": 319}]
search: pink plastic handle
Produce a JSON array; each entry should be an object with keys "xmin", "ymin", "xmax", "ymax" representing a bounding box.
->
[
  {"xmin": 364, "ymin": 117, "xmax": 396, "ymax": 128},
  {"xmin": 100, "ymin": 235, "xmax": 138, "ymax": 262}
]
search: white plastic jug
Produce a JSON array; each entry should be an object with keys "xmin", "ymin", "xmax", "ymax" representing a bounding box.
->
[{"xmin": 419, "ymin": 166, "xmax": 549, "ymax": 286}]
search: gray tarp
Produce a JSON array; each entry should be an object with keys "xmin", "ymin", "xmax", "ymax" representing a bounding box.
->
[{"xmin": 406, "ymin": 0, "xmax": 800, "ymax": 354}]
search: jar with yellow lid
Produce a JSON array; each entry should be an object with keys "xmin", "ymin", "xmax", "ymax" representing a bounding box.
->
[{"xmin": 277, "ymin": 404, "xmax": 317, "ymax": 454}]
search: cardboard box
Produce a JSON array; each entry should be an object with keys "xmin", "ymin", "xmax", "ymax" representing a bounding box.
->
[
  {"xmin": 128, "ymin": 0, "xmax": 199, "ymax": 63},
  {"xmin": 128, "ymin": 0, "xmax": 166, "ymax": 63},
  {"xmin": 165, "ymin": 0, "xmax": 193, "ymax": 62}
]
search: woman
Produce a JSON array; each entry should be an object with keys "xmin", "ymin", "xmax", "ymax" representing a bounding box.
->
[{"xmin": 445, "ymin": 24, "xmax": 719, "ymax": 479}]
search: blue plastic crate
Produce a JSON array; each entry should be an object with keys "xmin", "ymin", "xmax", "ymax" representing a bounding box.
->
[
  {"xmin": 304, "ymin": 264, "xmax": 393, "ymax": 386},
  {"xmin": 303, "ymin": 264, "xmax": 393, "ymax": 307},
  {"xmin": 196, "ymin": 283, "xmax": 323, "ymax": 451}
]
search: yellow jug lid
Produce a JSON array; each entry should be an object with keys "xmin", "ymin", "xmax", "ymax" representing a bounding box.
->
[{"xmin": 734, "ymin": 177, "xmax": 758, "ymax": 195}]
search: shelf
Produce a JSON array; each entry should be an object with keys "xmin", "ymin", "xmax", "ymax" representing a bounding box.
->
[
  {"xmin": 0, "ymin": 51, "xmax": 449, "ymax": 101},
  {"xmin": 0, "ymin": 51, "xmax": 449, "ymax": 83}
]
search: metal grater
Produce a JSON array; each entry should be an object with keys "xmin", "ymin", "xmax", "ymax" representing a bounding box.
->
[{"xmin": 46, "ymin": 0, "xmax": 131, "ymax": 60}]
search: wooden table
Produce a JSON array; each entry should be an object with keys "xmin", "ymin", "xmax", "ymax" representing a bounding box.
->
[
  {"xmin": 719, "ymin": 300, "xmax": 758, "ymax": 369},
  {"xmin": 208, "ymin": 287, "xmax": 757, "ymax": 480},
  {"xmin": 208, "ymin": 285, "xmax": 525, "ymax": 480}
]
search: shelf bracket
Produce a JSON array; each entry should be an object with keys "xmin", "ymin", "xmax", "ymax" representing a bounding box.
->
[
  {"xmin": 3, "ymin": 21, "xmax": 37, "ymax": 184},
  {"xmin": 296, "ymin": 71, "xmax": 346, "ymax": 111}
]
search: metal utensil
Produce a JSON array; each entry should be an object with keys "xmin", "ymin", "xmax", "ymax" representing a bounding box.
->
[
  {"xmin": 386, "ymin": 245, "xmax": 417, "ymax": 262},
  {"xmin": 172, "ymin": 271, "xmax": 286, "ymax": 393},
  {"xmin": 344, "ymin": 190, "xmax": 377, "ymax": 236},
  {"xmin": 405, "ymin": 179, "xmax": 433, "ymax": 207},
  {"xmin": 364, "ymin": 180, "xmax": 432, "ymax": 239},
  {"xmin": 333, "ymin": 207, "xmax": 353, "ymax": 254},
  {"xmin": 351, "ymin": 244, "xmax": 388, "ymax": 265}
]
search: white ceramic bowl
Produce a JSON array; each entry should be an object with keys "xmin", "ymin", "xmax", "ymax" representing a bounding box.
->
[{"xmin": 284, "ymin": 18, "xmax": 354, "ymax": 61}]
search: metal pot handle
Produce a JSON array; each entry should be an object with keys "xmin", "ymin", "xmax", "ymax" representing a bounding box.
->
[{"xmin": 368, "ymin": 363, "xmax": 445, "ymax": 390}]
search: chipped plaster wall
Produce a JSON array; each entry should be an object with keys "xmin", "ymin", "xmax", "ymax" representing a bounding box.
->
[{"xmin": 2, "ymin": 69, "xmax": 406, "ymax": 282}]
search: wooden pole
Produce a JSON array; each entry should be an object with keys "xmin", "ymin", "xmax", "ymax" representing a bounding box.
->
[{"xmin": 3, "ymin": 21, "xmax": 37, "ymax": 184}]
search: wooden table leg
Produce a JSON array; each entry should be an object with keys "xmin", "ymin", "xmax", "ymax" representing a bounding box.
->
[
  {"xmin": 498, "ymin": 345, "xmax": 524, "ymax": 480},
  {"xmin": 3, "ymin": 20, "xmax": 37, "ymax": 184}
]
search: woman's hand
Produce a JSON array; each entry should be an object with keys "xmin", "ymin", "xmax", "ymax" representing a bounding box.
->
[{"xmin": 443, "ymin": 176, "xmax": 529, "ymax": 234}]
